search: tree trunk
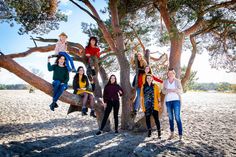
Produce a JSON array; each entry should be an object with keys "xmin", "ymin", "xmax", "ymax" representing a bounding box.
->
[
  {"xmin": 116, "ymin": 53, "xmax": 135, "ymax": 130},
  {"xmin": 169, "ymin": 34, "xmax": 184, "ymax": 79}
]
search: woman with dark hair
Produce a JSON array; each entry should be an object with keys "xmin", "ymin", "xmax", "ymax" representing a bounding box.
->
[
  {"xmin": 96, "ymin": 75, "xmax": 123, "ymax": 135},
  {"xmin": 140, "ymin": 74, "xmax": 162, "ymax": 138},
  {"xmin": 85, "ymin": 36, "xmax": 100, "ymax": 80},
  {"xmin": 73, "ymin": 66, "xmax": 96, "ymax": 117},
  {"xmin": 48, "ymin": 55, "xmax": 69, "ymax": 111},
  {"xmin": 162, "ymin": 68, "xmax": 183, "ymax": 141}
]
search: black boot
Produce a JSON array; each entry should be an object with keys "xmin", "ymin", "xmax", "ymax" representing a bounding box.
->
[
  {"xmin": 158, "ymin": 130, "xmax": 161, "ymax": 139},
  {"xmin": 96, "ymin": 130, "xmax": 102, "ymax": 135},
  {"xmin": 148, "ymin": 130, "xmax": 152, "ymax": 137},
  {"xmin": 49, "ymin": 102, "xmax": 56, "ymax": 111},
  {"xmin": 82, "ymin": 108, "xmax": 87, "ymax": 116},
  {"xmin": 90, "ymin": 110, "xmax": 96, "ymax": 118},
  {"xmin": 54, "ymin": 102, "xmax": 59, "ymax": 108}
]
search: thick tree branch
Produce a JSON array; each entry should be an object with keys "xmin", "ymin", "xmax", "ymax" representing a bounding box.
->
[
  {"xmin": 183, "ymin": 18, "xmax": 203, "ymax": 36},
  {"xmin": 154, "ymin": 0, "xmax": 172, "ymax": 33},
  {"xmin": 109, "ymin": 0, "xmax": 125, "ymax": 53},
  {"xmin": 6, "ymin": 45, "xmax": 55, "ymax": 58},
  {"xmin": 71, "ymin": 0, "xmax": 117, "ymax": 52},
  {"xmin": 181, "ymin": 35, "xmax": 197, "ymax": 87},
  {"xmin": 0, "ymin": 55, "xmax": 80, "ymax": 106}
]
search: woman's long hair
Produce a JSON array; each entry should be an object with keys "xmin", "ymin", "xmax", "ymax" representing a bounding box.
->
[
  {"xmin": 55, "ymin": 55, "xmax": 66, "ymax": 66},
  {"xmin": 106, "ymin": 74, "xmax": 117, "ymax": 86},
  {"xmin": 76, "ymin": 66, "xmax": 86, "ymax": 82},
  {"xmin": 86, "ymin": 36, "xmax": 98, "ymax": 48}
]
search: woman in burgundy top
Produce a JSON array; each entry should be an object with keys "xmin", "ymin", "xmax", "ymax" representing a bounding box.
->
[{"xmin": 96, "ymin": 74, "xmax": 123, "ymax": 135}]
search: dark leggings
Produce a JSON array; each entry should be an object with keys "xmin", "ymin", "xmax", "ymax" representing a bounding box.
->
[
  {"xmin": 100, "ymin": 100, "xmax": 119, "ymax": 131},
  {"xmin": 145, "ymin": 110, "xmax": 161, "ymax": 131}
]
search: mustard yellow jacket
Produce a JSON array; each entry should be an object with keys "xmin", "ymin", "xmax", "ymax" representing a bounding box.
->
[{"xmin": 140, "ymin": 83, "xmax": 161, "ymax": 112}]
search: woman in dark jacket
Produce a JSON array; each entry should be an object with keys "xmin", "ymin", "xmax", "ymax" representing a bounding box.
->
[
  {"xmin": 96, "ymin": 74, "xmax": 123, "ymax": 135},
  {"xmin": 73, "ymin": 66, "xmax": 96, "ymax": 117}
]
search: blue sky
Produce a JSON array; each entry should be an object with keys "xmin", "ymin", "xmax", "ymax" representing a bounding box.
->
[{"xmin": 0, "ymin": 0, "xmax": 236, "ymax": 85}]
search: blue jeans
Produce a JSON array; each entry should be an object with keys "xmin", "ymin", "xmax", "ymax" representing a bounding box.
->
[
  {"xmin": 166, "ymin": 100, "xmax": 183, "ymax": 135},
  {"xmin": 59, "ymin": 52, "xmax": 76, "ymax": 71},
  {"xmin": 134, "ymin": 88, "xmax": 141, "ymax": 111},
  {"xmin": 52, "ymin": 80, "xmax": 68, "ymax": 103}
]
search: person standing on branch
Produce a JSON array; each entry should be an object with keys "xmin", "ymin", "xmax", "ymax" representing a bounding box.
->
[
  {"xmin": 85, "ymin": 36, "xmax": 100, "ymax": 80},
  {"xmin": 131, "ymin": 52, "xmax": 147, "ymax": 115}
]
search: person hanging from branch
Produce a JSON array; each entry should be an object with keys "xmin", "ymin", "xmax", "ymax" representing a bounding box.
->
[
  {"xmin": 73, "ymin": 66, "xmax": 96, "ymax": 117},
  {"xmin": 48, "ymin": 32, "xmax": 77, "ymax": 73},
  {"xmin": 140, "ymin": 74, "xmax": 162, "ymax": 138},
  {"xmin": 96, "ymin": 74, "xmax": 123, "ymax": 135},
  {"xmin": 130, "ymin": 52, "xmax": 147, "ymax": 115},
  {"xmin": 48, "ymin": 55, "xmax": 69, "ymax": 111}
]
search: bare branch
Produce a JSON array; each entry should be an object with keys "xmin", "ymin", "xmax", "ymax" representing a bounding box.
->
[
  {"xmin": 99, "ymin": 52, "xmax": 116, "ymax": 61},
  {"xmin": 32, "ymin": 37, "xmax": 84, "ymax": 49},
  {"xmin": 69, "ymin": 0, "xmax": 103, "ymax": 24},
  {"xmin": 129, "ymin": 24, "xmax": 146, "ymax": 53},
  {"xmin": 204, "ymin": 0, "xmax": 236, "ymax": 13},
  {"xmin": 5, "ymin": 44, "xmax": 85, "ymax": 64}
]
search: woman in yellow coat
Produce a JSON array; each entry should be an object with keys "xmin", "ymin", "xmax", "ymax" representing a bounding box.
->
[
  {"xmin": 140, "ymin": 74, "xmax": 162, "ymax": 138},
  {"xmin": 73, "ymin": 66, "xmax": 96, "ymax": 117}
]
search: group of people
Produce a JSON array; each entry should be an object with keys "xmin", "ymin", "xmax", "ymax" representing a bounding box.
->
[
  {"xmin": 48, "ymin": 32, "xmax": 99, "ymax": 117},
  {"xmin": 47, "ymin": 32, "xmax": 183, "ymax": 140},
  {"xmin": 130, "ymin": 52, "xmax": 183, "ymax": 140}
]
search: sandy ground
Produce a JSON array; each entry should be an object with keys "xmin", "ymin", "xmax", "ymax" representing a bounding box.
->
[{"xmin": 0, "ymin": 90, "xmax": 236, "ymax": 157}]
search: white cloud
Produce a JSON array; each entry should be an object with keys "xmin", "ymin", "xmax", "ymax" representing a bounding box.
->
[
  {"xmin": 61, "ymin": 10, "xmax": 73, "ymax": 16},
  {"xmin": 60, "ymin": 0, "xmax": 70, "ymax": 5}
]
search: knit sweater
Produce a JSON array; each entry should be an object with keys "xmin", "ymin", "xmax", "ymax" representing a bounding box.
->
[
  {"xmin": 48, "ymin": 63, "xmax": 69, "ymax": 83},
  {"xmin": 85, "ymin": 46, "xmax": 100, "ymax": 58},
  {"xmin": 103, "ymin": 84, "xmax": 123, "ymax": 103}
]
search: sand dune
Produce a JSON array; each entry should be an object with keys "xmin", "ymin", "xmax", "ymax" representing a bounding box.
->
[{"xmin": 0, "ymin": 90, "xmax": 236, "ymax": 157}]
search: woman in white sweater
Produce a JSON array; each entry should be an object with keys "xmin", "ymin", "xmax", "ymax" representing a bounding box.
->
[{"xmin": 162, "ymin": 68, "xmax": 183, "ymax": 141}]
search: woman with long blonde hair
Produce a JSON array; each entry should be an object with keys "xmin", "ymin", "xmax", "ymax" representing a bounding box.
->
[{"xmin": 131, "ymin": 52, "xmax": 147, "ymax": 114}]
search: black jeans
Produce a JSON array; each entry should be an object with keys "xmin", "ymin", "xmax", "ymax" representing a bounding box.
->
[
  {"xmin": 100, "ymin": 100, "xmax": 120, "ymax": 131},
  {"xmin": 145, "ymin": 109, "xmax": 161, "ymax": 131}
]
